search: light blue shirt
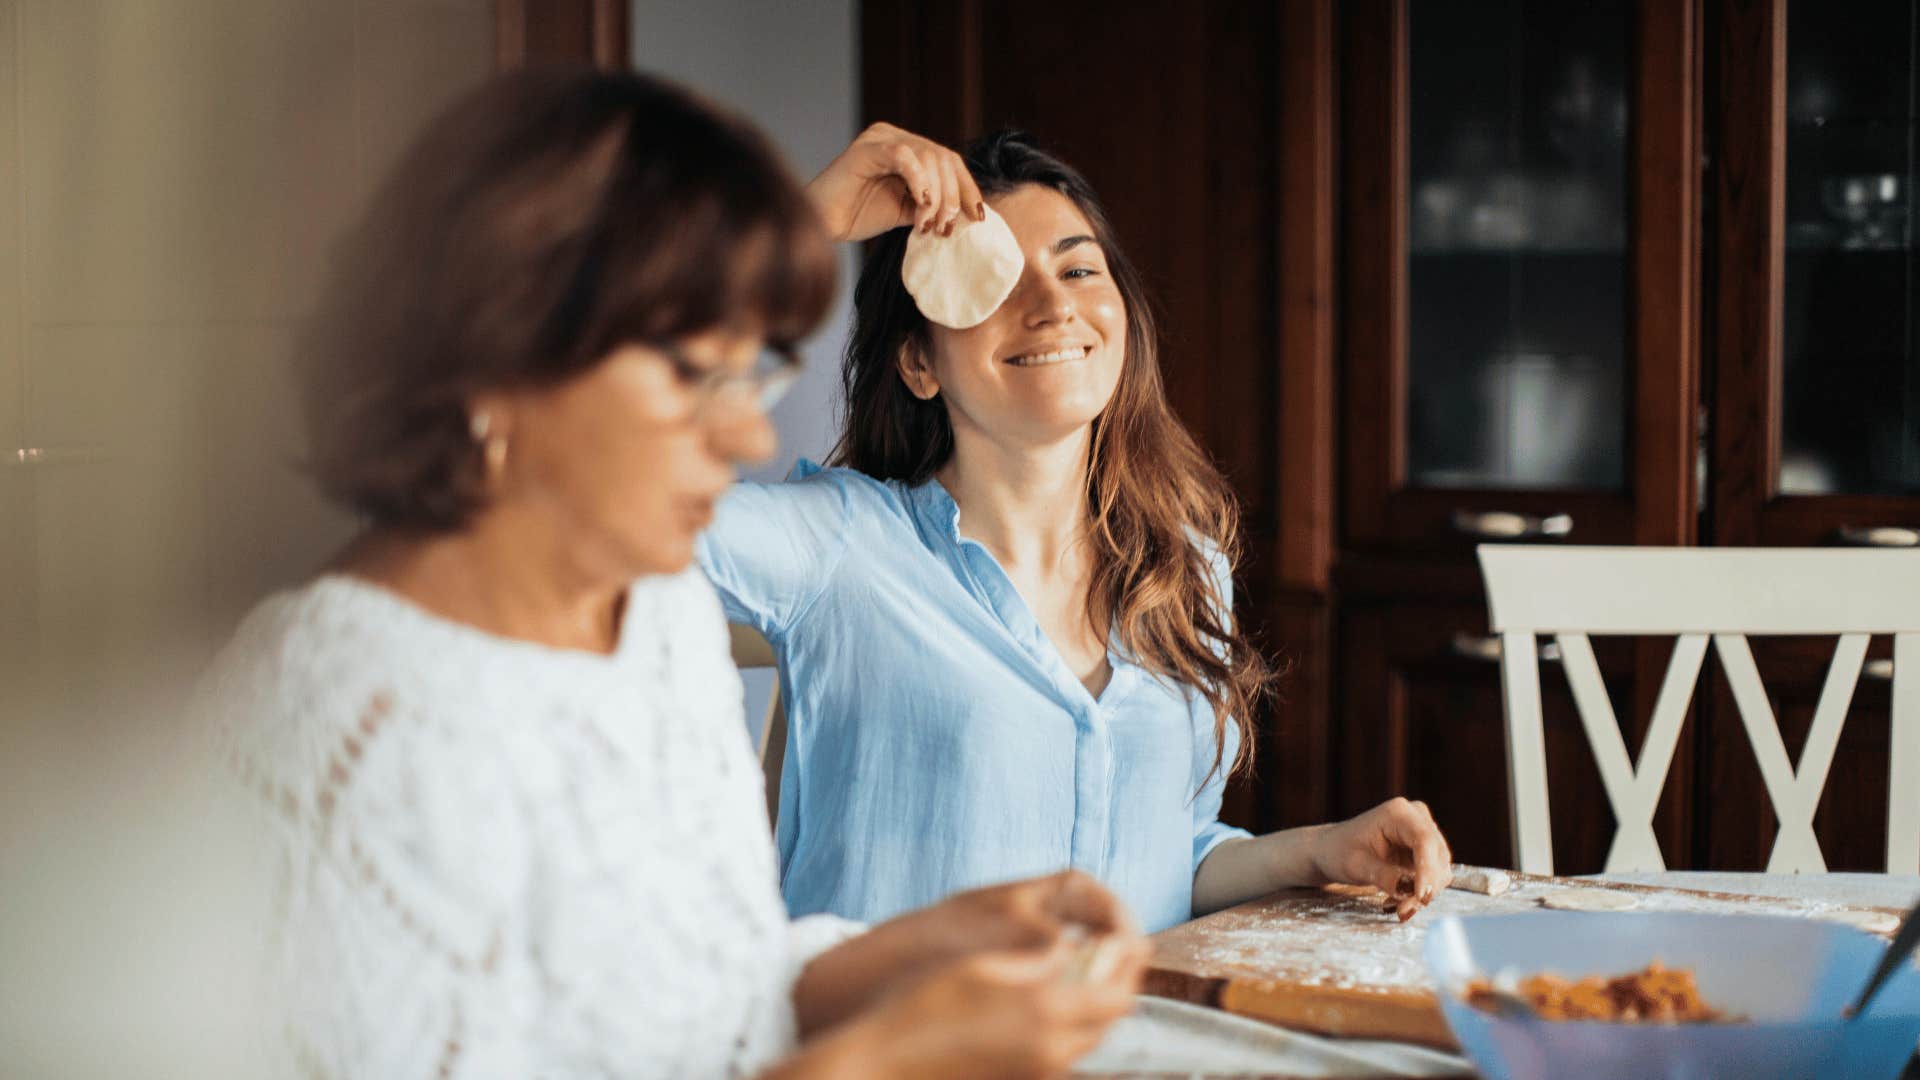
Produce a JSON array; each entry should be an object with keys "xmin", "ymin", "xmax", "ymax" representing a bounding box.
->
[{"xmin": 697, "ymin": 461, "xmax": 1250, "ymax": 933}]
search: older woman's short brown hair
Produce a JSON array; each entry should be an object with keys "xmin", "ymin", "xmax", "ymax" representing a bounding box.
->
[{"xmin": 299, "ymin": 67, "xmax": 836, "ymax": 528}]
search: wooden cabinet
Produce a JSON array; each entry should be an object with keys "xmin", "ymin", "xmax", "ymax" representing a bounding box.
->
[
  {"xmin": 1336, "ymin": 0, "xmax": 1917, "ymax": 872},
  {"xmin": 1712, "ymin": 0, "xmax": 1920, "ymax": 550},
  {"xmin": 1341, "ymin": 0, "xmax": 1697, "ymax": 556},
  {"xmin": 1336, "ymin": 0, "xmax": 1701, "ymax": 872},
  {"xmin": 862, "ymin": 0, "xmax": 1918, "ymax": 868}
]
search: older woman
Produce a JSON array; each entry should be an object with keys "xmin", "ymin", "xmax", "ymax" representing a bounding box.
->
[
  {"xmin": 701, "ymin": 127, "xmax": 1455, "ymax": 935},
  {"xmin": 197, "ymin": 70, "xmax": 1145, "ymax": 1079}
]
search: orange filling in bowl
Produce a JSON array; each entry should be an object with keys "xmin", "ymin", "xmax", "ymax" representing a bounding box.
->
[{"xmin": 1465, "ymin": 961, "xmax": 1728, "ymax": 1023}]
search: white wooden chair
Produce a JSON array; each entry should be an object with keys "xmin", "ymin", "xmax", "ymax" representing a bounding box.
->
[
  {"xmin": 728, "ymin": 623, "xmax": 787, "ymax": 828},
  {"xmin": 1477, "ymin": 545, "xmax": 1919, "ymax": 876}
]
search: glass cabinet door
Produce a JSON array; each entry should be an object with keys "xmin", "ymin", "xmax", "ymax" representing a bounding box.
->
[
  {"xmin": 1405, "ymin": 0, "xmax": 1632, "ymax": 490},
  {"xmin": 1781, "ymin": 0, "xmax": 1920, "ymax": 498}
]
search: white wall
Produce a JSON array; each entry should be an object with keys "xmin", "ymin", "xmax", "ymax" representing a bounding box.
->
[
  {"xmin": 631, "ymin": 0, "xmax": 858, "ymax": 482},
  {"xmin": 630, "ymin": 0, "xmax": 860, "ymax": 739}
]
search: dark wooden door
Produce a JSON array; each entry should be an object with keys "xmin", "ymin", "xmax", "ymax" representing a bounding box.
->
[
  {"xmin": 496, "ymin": 0, "xmax": 628, "ymax": 69},
  {"xmin": 1710, "ymin": 0, "xmax": 1920, "ymax": 550},
  {"xmin": 1332, "ymin": 0, "xmax": 1703, "ymax": 870},
  {"xmin": 1340, "ymin": 0, "xmax": 1698, "ymax": 556}
]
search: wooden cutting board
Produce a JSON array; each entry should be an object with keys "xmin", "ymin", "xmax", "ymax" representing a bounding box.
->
[{"xmin": 1144, "ymin": 871, "xmax": 1908, "ymax": 1050}]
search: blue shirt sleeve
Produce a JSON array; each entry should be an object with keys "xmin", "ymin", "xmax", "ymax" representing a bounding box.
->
[
  {"xmin": 1191, "ymin": 722, "xmax": 1253, "ymax": 873},
  {"xmin": 695, "ymin": 461, "xmax": 853, "ymax": 640},
  {"xmin": 1190, "ymin": 543, "xmax": 1254, "ymax": 875}
]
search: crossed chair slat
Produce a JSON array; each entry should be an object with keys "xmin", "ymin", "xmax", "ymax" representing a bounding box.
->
[{"xmin": 1479, "ymin": 545, "xmax": 1920, "ymax": 876}]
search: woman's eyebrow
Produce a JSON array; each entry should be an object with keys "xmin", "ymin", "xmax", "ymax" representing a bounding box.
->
[{"xmin": 1051, "ymin": 234, "xmax": 1098, "ymax": 255}]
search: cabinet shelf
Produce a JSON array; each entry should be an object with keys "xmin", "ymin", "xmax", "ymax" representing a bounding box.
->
[
  {"xmin": 1783, "ymin": 239, "xmax": 1916, "ymax": 254},
  {"xmin": 1410, "ymin": 247, "xmax": 1627, "ymax": 259}
]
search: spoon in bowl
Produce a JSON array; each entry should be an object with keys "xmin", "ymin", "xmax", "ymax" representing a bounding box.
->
[{"xmin": 1844, "ymin": 895, "xmax": 1920, "ymax": 1021}]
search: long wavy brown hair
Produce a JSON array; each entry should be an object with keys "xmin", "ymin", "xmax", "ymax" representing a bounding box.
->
[{"xmin": 829, "ymin": 131, "xmax": 1277, "ymax": 783}]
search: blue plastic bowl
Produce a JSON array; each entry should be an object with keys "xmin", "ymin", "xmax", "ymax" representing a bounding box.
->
[{"xmin": 1423, "ymin": 911, "xmax": 1920, "ymax": 1080}]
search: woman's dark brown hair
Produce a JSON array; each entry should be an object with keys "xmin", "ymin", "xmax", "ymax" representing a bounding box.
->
[
  {"xmin": 302, "ymin": 67, "xmax": 835, "ymax": 528},
  {"xmin": 832, "ymin": 131, "xmax": 1278, "ymax": 784}
]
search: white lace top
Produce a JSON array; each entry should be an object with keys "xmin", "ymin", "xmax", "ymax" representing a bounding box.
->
[{"xmin": 199, "ymin": 567, "xmax": 863, "ymax": 1079}]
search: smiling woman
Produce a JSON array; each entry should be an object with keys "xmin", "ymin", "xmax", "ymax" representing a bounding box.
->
[
  {"xmin": 698, "ymin": 128, "xmax": 1456, "ymax": 936},
  {"xmin": 839, "ymin": 134, "xmax": 1253, "ymax": 759}
]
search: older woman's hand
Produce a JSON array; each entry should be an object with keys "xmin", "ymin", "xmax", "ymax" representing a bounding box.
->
[
  {"xmin": 1309, "ymin": 797, "xmax": 1454, "ymax": 921},
  {"xmin": 792, "ymin": 870, "xmax": 1145, "ymax": 1038},
  {"xmin": 806, "ymin": 122, "xmax": 986, "ymax": 242},
  {"xmin": 907, "ymin": 869, "xmax": 1142, "ymax": 958},
  {"xmin": 774, "ymin": 933, "xmax": 1147, "ymax": 1080},
  {"xmin": 858, "ymin": 936, "xmax": 1147, "ymax": 1080}
]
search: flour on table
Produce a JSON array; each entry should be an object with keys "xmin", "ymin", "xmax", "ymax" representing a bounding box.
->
[
  {"xmin": 1165, "ymin": 876, "xmax": 1901, "ymax": 997},
  {"xmin": 1538, "ymin": 887, "xmax": 1640, "ymax": 912},
  {"xmin": 1815, "ymin": 909, "xmax": 1901, "ymax": 935}
]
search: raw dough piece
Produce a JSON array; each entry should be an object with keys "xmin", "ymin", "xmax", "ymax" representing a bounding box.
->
[
  {"xmin": 1538, "ymin": 888, "xmax": 1640, "ymax": 912},
  {"xmin": 901, "ymin": 204, "xmax": 1024, "ymax": 329},
  {"xmin": 1060, "ymin": 926, "xmax": 1127, "ymax": 984},
  {"xmin": 1816, "ymin": 909, "xmax": 1900, "ymax": 935},
  {"xmin": 1450, "ymin": 865, "xmax": 1513, "ymax": 897}
]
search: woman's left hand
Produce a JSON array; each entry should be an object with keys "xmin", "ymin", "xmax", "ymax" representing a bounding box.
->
[
  {"xmin": 1308, "ymin": 797, "xmax": 1453, "ymax": 921},
  {"xmin": 806, "ymin": 122, "xmax": 986, "ymax": 242},
  {"xmin": 792, "ymin": 870, "xmax": 1143, "ymax": 1038}
]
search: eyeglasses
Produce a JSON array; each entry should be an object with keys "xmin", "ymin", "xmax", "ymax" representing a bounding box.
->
[{"xmin": 652, "ymin": 342, "xmax": 802, "ymax": 415}]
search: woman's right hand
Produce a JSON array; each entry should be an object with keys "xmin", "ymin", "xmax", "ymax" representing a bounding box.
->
[
  {"xmin": 806, "ymin": 122, "xmax": 986, "ymax": 243},
  {"xmin": 855, "ymin": 935, "xmax": 1148, "ymax": 1079}
]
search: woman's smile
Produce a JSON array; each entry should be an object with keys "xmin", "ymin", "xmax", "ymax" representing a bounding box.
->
[{"xmin": 1004, "ymin": 343, "xmax": 1094, "ymax": 367}]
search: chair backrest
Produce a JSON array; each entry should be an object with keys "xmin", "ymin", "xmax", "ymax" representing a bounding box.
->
[
  {"xmin": 727, "ymin": 623, "xmax": 786, "ymax": 828},
  {"xmin": 1477, "ymin": 545, "xmax": 1920, "ymax": 876}
]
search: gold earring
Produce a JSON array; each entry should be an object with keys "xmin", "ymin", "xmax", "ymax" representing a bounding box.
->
[{"xmin": 470, "ymin": 410, "xmax": 509, "ymax": 483}]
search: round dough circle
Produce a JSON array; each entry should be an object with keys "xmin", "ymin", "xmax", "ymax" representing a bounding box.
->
[
  {"xmin": 901, "ymin": 204, "xmax": 1024, "ymax": 329},
  {"xmin": 1817, "ymin": 909, "xmax": 1900, "ymax": 935},
  {"xmin": 1538, "ymin": 888, "xmax": 1640, "ymax": 912}
]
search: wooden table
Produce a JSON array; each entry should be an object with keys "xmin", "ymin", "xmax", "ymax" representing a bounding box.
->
[{"xmin": 1072, "ymin": 871, "xmax": 1920, "ymax": 1079}]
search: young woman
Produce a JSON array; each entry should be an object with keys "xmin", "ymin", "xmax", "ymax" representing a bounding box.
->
[
  {"xmin": 197, "ymin": 72, "xmax": 1146, "ymax": 1079},
  {"xmin": 701, "ymin": 125, "xmax": 1454, "ymax": 934}
]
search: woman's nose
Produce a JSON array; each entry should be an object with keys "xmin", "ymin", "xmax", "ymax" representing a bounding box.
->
[
  {"xmin": 706, "ymin": 395, "xmax": 778, "ymax": 466},
  {"xmin": 1020, "ymin": 272, "xmax": 1076, "ymax": 327}
]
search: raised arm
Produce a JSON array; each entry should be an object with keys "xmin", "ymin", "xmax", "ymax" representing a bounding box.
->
[
  {"xmin": 805, "ymin": 122, "xmax": 986, "ymax": 243},
  {"xmin": 697, "ymin": 468, "xmax": 854, "ymax": 640}
]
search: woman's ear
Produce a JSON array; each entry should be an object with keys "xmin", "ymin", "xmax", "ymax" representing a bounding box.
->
[{"xmin": 895, "ymin": 342, "xmax": 941, "ymax": 401}]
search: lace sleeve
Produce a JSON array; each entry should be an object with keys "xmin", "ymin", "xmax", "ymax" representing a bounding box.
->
[
  {"xmin": 266, "ymin": 689, "xmax": 540, "ymax": 1080},
  {"xmin": 219, "ymin": 573, "xmax": 805, "ymax": 1079},
  {"xmin": 785, "ymin": 913, "xmax": 869, "ymax": 988}
]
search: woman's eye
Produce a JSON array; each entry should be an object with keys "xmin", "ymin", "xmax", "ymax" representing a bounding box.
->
[{"xmin": 1063, "ymin": 267, "xmax": 1100, "ymax": 280}]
